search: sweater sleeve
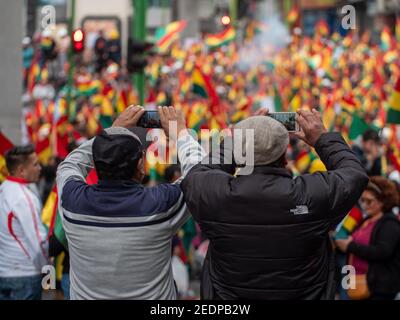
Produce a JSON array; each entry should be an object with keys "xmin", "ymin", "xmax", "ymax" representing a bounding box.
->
[{"xmin": 348, "ymin": 219, "xmax": 400, "ymax": 262}]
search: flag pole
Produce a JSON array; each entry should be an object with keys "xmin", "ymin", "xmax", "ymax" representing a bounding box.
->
[
  {"xmin": 66, "ymin": 0, "xmax": 76, "ymax": 118},
  {"xmin": 132, "ymin": 0, "xmax": 147, "ymax": 106}
]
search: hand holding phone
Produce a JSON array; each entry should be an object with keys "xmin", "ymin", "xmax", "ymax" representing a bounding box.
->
[
  {"xmin": 267, "ymin": 112, "xmax": 299, "ymax": 132},
  {"xmin": 137, "ymin": 107, "xmax": 187, "ymax": 141},
  {"xmin": 137, "ymin": 110, "xmax": 162, "ymax": 128},
  {"xmin": 112, "ymin": 105, "xmax": 145, "ymax": 128},
  {"xmin": 158, "ymin": 106, "xmax": 187, "ymax": 140},
  {"xmin": 294, "ymin": 109, "xmax": 327, "ymax": 147}
]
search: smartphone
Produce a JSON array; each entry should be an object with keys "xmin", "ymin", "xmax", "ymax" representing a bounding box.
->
[
  {"xmin": 137, "ymin": 110, "xmax": 161, "ymax": 128},
  {"xmin": 267, "ymin": 112, "xmax": 299, "ymax": 132}
]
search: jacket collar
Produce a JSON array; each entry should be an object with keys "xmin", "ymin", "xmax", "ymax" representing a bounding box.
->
[
  {"xmin": 251, "ymin": 166, "xmax": 293, "ymax": 178},
  {"xmin": 97, "ymin": 179, "xmax": 142, "ymax": 188},
  {"xmin": 6, "ymin": 176, "xmax": 30, "ymax": 184},
  {"xmin": 381, "ymin": 212, "xmax": 400, "ymax": 222}
]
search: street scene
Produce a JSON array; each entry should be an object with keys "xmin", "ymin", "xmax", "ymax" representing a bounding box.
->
[{"xmin": 0, "ymin": 0, "xmax": 400, "ymax": 302}]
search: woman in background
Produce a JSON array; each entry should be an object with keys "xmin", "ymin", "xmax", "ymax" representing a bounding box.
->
[{"xmin": 336, "ymin": 176, "xmax": 400, "ymax": 300}]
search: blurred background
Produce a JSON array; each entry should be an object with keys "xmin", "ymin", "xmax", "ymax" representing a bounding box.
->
[{"xmin": 1, "ymin": 0, "xmax": 400, "ymax": 300}]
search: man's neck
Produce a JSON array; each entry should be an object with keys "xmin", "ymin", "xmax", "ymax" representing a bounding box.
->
[{"xmin": 7, "ymin": 175, "xmax": 30, "ymax": 184}]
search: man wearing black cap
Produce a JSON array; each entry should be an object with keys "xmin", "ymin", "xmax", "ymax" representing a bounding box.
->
[{"xmin": 56, "ymin": 106, "xmax": 205, "ymax": 300}]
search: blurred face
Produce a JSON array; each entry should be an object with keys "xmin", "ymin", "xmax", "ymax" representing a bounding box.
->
[
  {"xmin": 362, "ymin": 140, "xmax": 377, "ymax": 155},
  {"xmin": 16, "ymin": 153, "xmax": 41, "ymax": 183},
  {"xmin": 360, "ymin": 190, "xmax": 383, "ymax": 217}
]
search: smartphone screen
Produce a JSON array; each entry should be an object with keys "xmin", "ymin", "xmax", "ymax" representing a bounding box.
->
[
  {"xmin": 137, "ymin": 110, "xmax": 162, "ymax": 128},
  {"xmin": 267, "ymin": 112, "xmax": 299, "ymax": 132}
]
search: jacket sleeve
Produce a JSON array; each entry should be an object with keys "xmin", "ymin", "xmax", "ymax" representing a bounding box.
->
[
  {"xmin": 347, "ymin": 219, "xmax": 400, "ymax": 261},
  {"xmin": 181, "ymin": 136, "xmax": 236, "ymax": 222},
  {"xmin": 168, "ymin": 132, "xmax": 207, "ymax": 234},
  {"xmin": 56, "ymin": 138, "xmax": 94, "ymax": 204},
  {"xmin": 176, "ymin": 132, "xmax": 208, "ymax": 179},
  {"xmin": 307, "ymin": 132, "xmax": 369, "ymax": 220},
  {"xmin": 11, "ymin": 195, "xmax": 49, "ymax": 271}
]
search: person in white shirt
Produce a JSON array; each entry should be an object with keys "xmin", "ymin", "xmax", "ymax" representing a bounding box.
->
[{"xmin": 0, "ymin": 145, "xmax": 48, "ymax": 300}]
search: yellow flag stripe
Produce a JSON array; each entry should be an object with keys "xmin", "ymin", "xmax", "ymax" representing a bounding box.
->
[
  {"xmin": 343, "ymin": 216, "xmax": 358, "ymax": 232},
  {"xmin": 390, "ymin": 91, "xmax": 400, "ymax": 111}
]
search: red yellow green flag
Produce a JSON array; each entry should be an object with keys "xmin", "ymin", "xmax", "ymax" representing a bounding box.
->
[
  {"xmin": 381, "ymin": 26, "xmax": 392, "ymax": 51},
  {"xmin": 191, "ymin": 66, "xmax": 220, "ymax": 108},
  {"xmin": 396, "ymin": 17, "xmax": 400, "ymax": 42},
  {"xmin": 155, "ymin": 20, "xmax": 187, "ymax": 53},
  {"xmin": 205, "ymin": 27, "xmax": 236, "ymax": 49},
  {"xmin": 335, "ymin": 206, "xmax": 363, "ymax": 239},
  {"xmin": 315, "ymin": 19, "xmax": 329, "ymax": 37},
  {"xmin": 187, "ymin": 101, "xmax": 208, "ymax": 132},
  {"xmin": 287, "ymin": 6, "xmax": 299, "ymax": 25},
  {"xmin": 387, "ymin": 78, "xmax": 400, "ymax": 124},
  {"xmin": 0, "ymin": 131, "xmax": 14, "ymax": 182},
  {"xmin": 35, "ymin": 123, "xmax": 53, "ymax": 165}
]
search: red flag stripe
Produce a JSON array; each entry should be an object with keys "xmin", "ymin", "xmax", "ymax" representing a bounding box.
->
[{"xmin": 0, "ymin": 131, "xmax": 14, "ymax": 155}]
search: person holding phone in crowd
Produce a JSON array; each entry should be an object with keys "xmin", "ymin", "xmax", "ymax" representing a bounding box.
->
[
  {"xmin": 56, "ymin": 105, "xmax": 205, "ymax": 299},
  {"xmin": 181, "ymin": 108, "xmax": 369, "ymax": 300}
]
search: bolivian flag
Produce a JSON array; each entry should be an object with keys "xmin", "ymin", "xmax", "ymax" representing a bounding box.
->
[
  {"xmin": 205, "ymin": 27, "xmax": 236, "ymax": 49},
  {"xmin": 287, "ymin": 6, "xmax": 299, "ymax": 24},
  {"xmin": 191, "ymin": 66, "xmax": 221, "ymax": 110},
  {"xmin": 381, "ymin": 26, "xmax": 392, "ymax": 51},
  {"xmin": 36, "ymin": 123, "xmax": 53, "ymax": 165},
  {"xmin": 192, "ymin": 67, "xmax": 208, "ymax": 98},
  {"xmin": 335, "ymin": 206, "xmax": 363, "ymax": 239},
  {"xmin": 155, "ymin": 20, "xmax": 187, "ymax": 53},
  {"xmin": 187, "ymin": 101, "xmax": 207, "ymax": 132},
  {"xmin": 99, "ymin": 97, "xmax": 114, "ymax": 129},
  {"xmin": 295, "ymin": 151, "xmax": 309, "ymax": 173},
  {"xmin": 315, "ymin": 19, "xmax": 329, "ymax": 37},
  {"xmin": 77, "ymin": 79, "xmax": 101, "ymax": 97},
  {"xmin": 396, "ymin": 18, "xmax": 400, "ymax": 42},
  {"xmin": 0, "ymin": 131, "xmax": 14, "ymax": 182},
  {"xmin": 387, "ymin": 78, "xmax": 400, "ymax": 124},
  {"xmin": 295, "ymin": 150, "xmax": 323, "ymax": 174}
]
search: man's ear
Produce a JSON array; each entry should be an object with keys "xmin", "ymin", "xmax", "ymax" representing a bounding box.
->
[
  {"xmin": 136, "ymin": 157, "xmax": 145, "ymax": 174},
  {"xmin": 13, "ymin": 164, "xmax": 24, "ymax": 178}
]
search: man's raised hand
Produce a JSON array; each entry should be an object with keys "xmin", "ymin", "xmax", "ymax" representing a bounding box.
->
[
  {"xmin": 112, "ymin": 105, "xmax": 145, "ymax": 128},
  {"xmin": 294, "ymin": 108, "xmax": 327, "ymax": 147}
]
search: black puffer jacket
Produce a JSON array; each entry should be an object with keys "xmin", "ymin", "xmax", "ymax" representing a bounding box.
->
[
  {"xmin": 181, "ymin": 132, "xmax": 369, "ymax": 299},
  {"xmin": 348, "ymin": 213, "xmax": 400, "ymax": 296}
]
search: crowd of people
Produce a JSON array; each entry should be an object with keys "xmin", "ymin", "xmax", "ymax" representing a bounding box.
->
[{"xmin": 0, "ymin": 17, "xmax": 400, "ymax": 300}]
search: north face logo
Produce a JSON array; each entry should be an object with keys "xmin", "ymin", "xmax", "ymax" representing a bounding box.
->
[{"xmin": 290, "ymin": 205, "xmax": 309, "ymax": 215}]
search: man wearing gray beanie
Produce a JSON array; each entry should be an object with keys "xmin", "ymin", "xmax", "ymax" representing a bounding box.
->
[{"xmin": 181, "ymin": 108, "xmax": 369, "ymax": 300}]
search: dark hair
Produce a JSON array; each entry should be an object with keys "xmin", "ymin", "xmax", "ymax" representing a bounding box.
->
[
  {"xmin": 164, "ymin": 164, "xmax": 181, "ymax": 183},
  {"xmin": 362, "ymin": 129, "xmax": 380, "ymax": 144},
  {"xmin": 92, "ymin": 132, "xmax": 145, "ymax": 181},
  {"xmin": 94, "ymin": 153, "xmax": 142, "ymax": 181},
  {"xmin": 366, "ymin": 176, "xmax": 399, "ymax": 213},
  {"xmin": 5, "ymin": 145, "xmax": 35, "ymax": 174}
]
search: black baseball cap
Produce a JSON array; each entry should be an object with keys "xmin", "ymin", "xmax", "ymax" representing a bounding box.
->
[{"xmin": 92, "ymin": 127, "xmax": 152, "ymax": 179}]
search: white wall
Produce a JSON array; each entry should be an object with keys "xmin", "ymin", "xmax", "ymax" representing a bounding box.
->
[
  {"xmin": 0, "ymin": 0, "xmax": 23, "ymax": 143},
  {"xmin": 73, "ymin": 0, "xmax": 131, "ymax": 54},
  {"xmin": 73, "ymin": 0, "xmax": 172, "ymax": 43}
]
